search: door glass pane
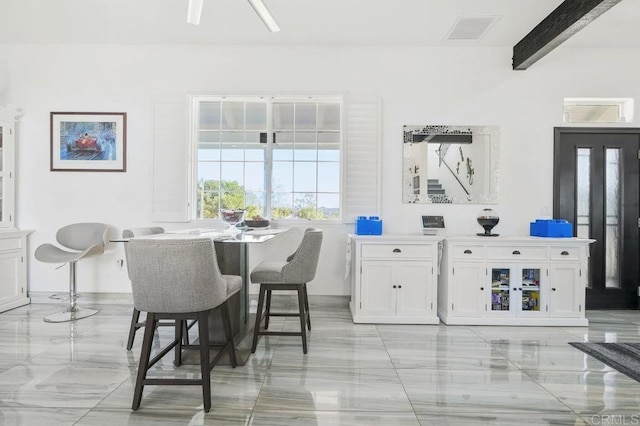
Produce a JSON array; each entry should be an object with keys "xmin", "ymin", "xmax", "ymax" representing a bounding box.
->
[
  {"xmin": 605, "ymin": 148, "xmax": 621, "ymax": 289},
  {"xmin": 576, "ymin": 148, "xmax": 591, "ymax": 289},
  {"xmin": 521, "ymin": 268, "xmax": 541, "ymax": 312},
  {"xmin": 491, "ymin": 268, "xmax": 510, "ymax": 311}
]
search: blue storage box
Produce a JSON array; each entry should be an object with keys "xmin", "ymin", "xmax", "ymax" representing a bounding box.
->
[
  {"xmin": 530, "ymin": 219, "xmax": 573, "ymax": 238},
  {"xmin": 355, "ymin": 216, "xmax": 383, "ymax": 235}
]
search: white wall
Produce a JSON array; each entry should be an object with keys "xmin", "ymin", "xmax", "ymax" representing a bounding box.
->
[{"xmin": 3, "ymin": 44, "xmax": 640, "ymax": 296}]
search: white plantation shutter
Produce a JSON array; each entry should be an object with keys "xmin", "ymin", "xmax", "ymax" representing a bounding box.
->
[
  {"xmin": 343, "ymin": 99, "xmax": 382, "ymax": 222},
  {"xmin": 152, "ymin": 101, "xmax": 189, "ymax": 222}
]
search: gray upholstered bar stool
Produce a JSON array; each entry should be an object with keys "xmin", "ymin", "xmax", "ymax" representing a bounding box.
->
[
  {"xmin": 124, "ymin": 237, "xmax": 241, "ymax": 412},
  {"xmin": 250, "ymin": 228, "xmax": 323, "ymax": 354},
  {"xmin": 122, "ymin": 227, "xmax": 166, "ymax": 350},
  {"xmin": 35, "ymin": 223, "xmax": 107, "ymax": 323}
]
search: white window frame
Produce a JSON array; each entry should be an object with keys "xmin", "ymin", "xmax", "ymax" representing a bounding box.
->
[
  {"xmin": 188, "ymin": 94, "xmax": 345, "ymax": 223},
  {"xmin": 563, "ymin": 97, "xmax": 634, "ymax": 124}
]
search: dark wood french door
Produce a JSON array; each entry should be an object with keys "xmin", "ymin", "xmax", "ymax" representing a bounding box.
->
[{"xmin": 554, "ymin": 128, "xmax": 640, "ymax": 309}]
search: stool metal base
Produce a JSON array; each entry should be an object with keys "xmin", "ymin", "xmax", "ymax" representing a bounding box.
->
[{"xmin": 44, "ymin": 306, "xmax": 100, "ymax": 323}]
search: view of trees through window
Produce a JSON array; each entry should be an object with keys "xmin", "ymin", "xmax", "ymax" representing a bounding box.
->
[{"xmin": 193, "ymin": 96, "xmax": 342, "ymax": 221}]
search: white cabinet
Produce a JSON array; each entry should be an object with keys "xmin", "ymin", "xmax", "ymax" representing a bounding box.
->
[
  {"xmin": 349, "ymin": 234, "xmax": 441, "ymax": 324},
  {"xmin": 0, "ymin": 107, "xmax": 31, "ymax": 313},
  {"xmin": 438, "ymin": 236, "xmax": 593, "ymax": 326},
  {"xmin": 0, "ymin": 230, "xmax": 31, "ymax": 313}
]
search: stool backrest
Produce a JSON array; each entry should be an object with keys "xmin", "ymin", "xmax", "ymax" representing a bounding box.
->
[
  {"xmin": 283, "ymin": 228, "xmax": 323, "ymax": 284},
  {"xmin": 125, "ymin": 238, "xmax": 227, "ymax": 313},
  {"xmin": 57, "ymin": 223, "xmax": 107, "ymax": 251}
]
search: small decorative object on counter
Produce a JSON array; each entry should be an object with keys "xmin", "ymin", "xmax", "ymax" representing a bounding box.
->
[
  {"xmin": 220, "ymin": 209, "xmax": 245, "ymax": 235},
  {"xmin": 355, "ymin": 216, "xmax": 383, "ymax": 235},
  {"xmin": 477, "ymin": 208, "xmax": 499, "ymax": 236},
  {"xmin": 530, "ymin": 219, "xmax": 573, "ymax": 237}
]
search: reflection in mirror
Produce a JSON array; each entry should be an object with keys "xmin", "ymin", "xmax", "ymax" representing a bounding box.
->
[{"xmin": 403, "ymin": 125, "xmax": 499, "ymax": 204}]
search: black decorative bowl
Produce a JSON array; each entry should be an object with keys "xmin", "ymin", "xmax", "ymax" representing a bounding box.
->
[{"xmin": 244, "ymin": 219, "xmax": 270, "ymax": 228}]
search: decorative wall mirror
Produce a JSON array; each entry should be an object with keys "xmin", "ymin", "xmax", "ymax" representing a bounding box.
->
[{"xmin": 403, "ymin": 125, "xmax": 499, "ymax": 204}]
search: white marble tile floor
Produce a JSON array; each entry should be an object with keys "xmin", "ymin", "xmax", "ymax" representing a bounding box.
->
[{"xmin": 0, "ymin": 297, "xmax": 639, "ymax": 425}]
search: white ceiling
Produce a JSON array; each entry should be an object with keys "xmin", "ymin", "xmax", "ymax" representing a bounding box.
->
[{"xmin": 0, "ymin": 0, "xmax": 637, "ymax": 48}]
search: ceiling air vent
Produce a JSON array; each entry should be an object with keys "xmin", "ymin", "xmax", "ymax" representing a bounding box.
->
[{"xmin": 446, "ymin": 16, "xmax": 499, "ymax": 41}]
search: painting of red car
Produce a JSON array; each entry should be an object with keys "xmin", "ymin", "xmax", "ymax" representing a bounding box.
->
[{"xmin": 67, "ymin": 133, "xmax": 105, "ymax": 153}]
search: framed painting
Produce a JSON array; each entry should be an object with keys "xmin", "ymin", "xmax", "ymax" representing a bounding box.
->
[{"xmin": 50, "ymin": 112, "xmax": 127, "ymax": 172}]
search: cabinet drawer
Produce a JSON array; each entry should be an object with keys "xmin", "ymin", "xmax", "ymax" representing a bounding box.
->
[
  {"xmin": 486, "ymin": 246, "xmax": 547, "ymax": 260},
  {"xmin": 549, "ymin": 247, "xmax": 581, "ymax": 260},
  {"xmin": 451, "ymin": 245, "xmax": 485, "ymax": 260},
  {"xmin": 361, "ymin": 244, "xmax": 433, "ymax": 259},
  {"xmin": 0, "ymin": 237, "xmax": 21, "ymax": 252}
]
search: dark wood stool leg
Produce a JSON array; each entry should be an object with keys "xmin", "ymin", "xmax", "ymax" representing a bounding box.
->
[
  {"xmin": 182, "ymin": 320, "xmax": 190, "ymax": 345},
  {"xmin": 133, "ymin": 312, "xmax": 156, "ymax": 410},
  {"xmin": 127, "ymin": 308, "xmax": 141, "ymax": 351},
  {"xmin": 198, "ymin": 311, "xmax": 212, "ymax": 413},
  {"xmin": 296, "ymin": 287, "xmax": 308, "ymax": 354},
  {"xmin": 174, "ymin": 320, "xmax": 183, "ymax": 367},
  {"xmin": 264, "ymin": 289, "xmax": 272, "ymax": 329},
  {"xmin": 302, "ymin": 283, "xmax": 311, "ymax": 330},
  {"xmin": 251, "ymin": 285, "xmax": 267, "ymax": 353},
  {"xmin": 221, "ymin": 301, "xmax": 237, "ymax": 367}
]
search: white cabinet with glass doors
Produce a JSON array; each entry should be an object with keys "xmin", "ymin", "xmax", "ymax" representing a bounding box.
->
[{"xmin": 438, "ymin": 236, "xmax": 593, "ymax": 326}]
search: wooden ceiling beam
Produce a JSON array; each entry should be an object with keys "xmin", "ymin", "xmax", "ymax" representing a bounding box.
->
[{"xmin": 513, "ymin": 0, "xmax": 622, "ymax": 70}]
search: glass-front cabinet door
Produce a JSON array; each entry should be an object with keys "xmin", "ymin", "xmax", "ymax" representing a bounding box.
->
[{"xmin": 488, "ymin": 265, "xmax": 547, "ymax": 318}]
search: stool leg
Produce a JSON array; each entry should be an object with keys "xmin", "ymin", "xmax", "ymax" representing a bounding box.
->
[
  {"xmin": 251, "ymin": 285, "xmax": 267, "ymax": 353},
  {"xmin": 174, "ymin": 320, "xmax": 183, "ymax": 367},
  {"xmin": 264, "ymin": 289, "xmax": 272, "ymax": 330},
  {"xmin": 221, "ymin": 301, "xmax": 237, "ymax": 367},
  {"xmin": 133, "ymin": 312, "xmax": 156, "ymax": 410},
  {"xmin": 303, "ymin": 283, "xmax": 311, "ymax": 330},
  {"xmin": 198, "ymin": 311, "xmax": 212, "ymax": 413},
  {"xmin": 126, "ymin": 308, "xmax": 141, "ymax": 350},
  {"xmin": 296, "ymin": 287, "xmax": 308, "ymax": 354}
]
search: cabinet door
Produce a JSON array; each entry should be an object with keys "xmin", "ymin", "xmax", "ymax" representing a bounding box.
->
[
  {"xmin": 517, "ymin": 266, "xmax": 547, "ymax": 318},
  {"xmin": 450, "ymin": 263, "xmax": 485, "ymax": 317},
  {"xmin": 487, "ymin": 266, "xmax": 516, "ymax": 317},
  {"xmin": 0, "ymin": 250, "xmax": 22, "ymax": 305},
  {"xmin": 360, "ymin": 261, "xmax": 396, "ymax": 317},
  {"xmin": 395, "ymin": 260, "xmax": 432, "ymax": 317},
  {"xmin": 548, "ymin": 263, "xmax": 582, "ymax": 318}
]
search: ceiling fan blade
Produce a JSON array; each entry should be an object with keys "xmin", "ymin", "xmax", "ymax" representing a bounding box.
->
[{"xmin": 187, "ymin": 0, "xmax": 203, "ymax": 25}]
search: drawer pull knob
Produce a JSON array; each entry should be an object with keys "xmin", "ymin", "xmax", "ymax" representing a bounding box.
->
[
  {"xmin": 398, "ymin": 285, "xmax": 402, "ymax": 289},
  {"xmin": 463, "ymin": 249, "xmax": 472, "ymax": 254},
  {"xmin": 512, "ymin": 250, "xmax": 521, "ymax": 255},
  {"xmin": 480, "ymin": 287, "xmax": 484, "ymax": 291},
  {"xmin": 561, "ymin": 251, "xmax": 569, "ymax": 256},
  {"xmin": 552, "ymin": 288, "xmax": 556, "ymax": 291},
  {"xmin": 393, "ymin": 285, "xmax": 397, "ymax": 288},
  {"xmin": 393, "ymin": 248, "xmax": 402, "ymax": 253},
  {"xmin": 513, "ymin": 288, "xmax": 517, "ymax": 291}
]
